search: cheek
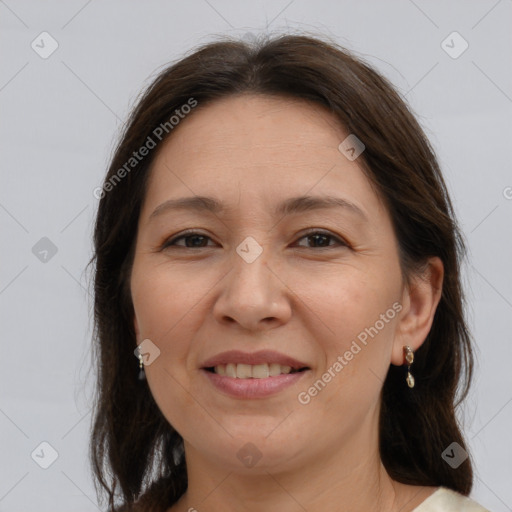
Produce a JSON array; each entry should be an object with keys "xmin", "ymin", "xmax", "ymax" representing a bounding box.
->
[
  {"xmin": 302, "ymin": 266, "xmax": 400, "ymax": 386},
  {"xmin": 297, "ymin": 276, "xmax": 399, "ymax": 436},
  {"xmin": 131, "ymin": 264, "xmax": 205, "ymax": 436},
  {"xmin": 131, "ymin": 260, "xmax": 199, "ymax": 343},
  {"xmin": 306, "ymin": 265, "xmax": 397, "ymax": 334}
]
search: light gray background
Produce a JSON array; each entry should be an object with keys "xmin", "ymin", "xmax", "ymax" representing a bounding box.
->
[{"xmin": 1, "ymin": 1, "xmax": 511, "ymax": 511}]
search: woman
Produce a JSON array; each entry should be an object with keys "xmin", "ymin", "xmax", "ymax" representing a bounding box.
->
[{"xmin": 89, "ymin": 34, "xmax": 490, "ymax": 511}]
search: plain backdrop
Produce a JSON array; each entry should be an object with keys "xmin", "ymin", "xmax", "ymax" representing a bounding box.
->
[{"xmin": 1, "ymin": 1, "xmax": 511, "ymax": 511}]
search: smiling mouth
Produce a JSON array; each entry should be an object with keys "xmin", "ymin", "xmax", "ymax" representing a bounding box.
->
[{"xmin": 204, "ymin": 363, "xmax": 309, "ymax": 379}]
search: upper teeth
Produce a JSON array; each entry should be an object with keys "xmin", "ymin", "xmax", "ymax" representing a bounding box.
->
[{"xmin": 214, "ymin": 363, "xmax": 294, "ymax": 378}]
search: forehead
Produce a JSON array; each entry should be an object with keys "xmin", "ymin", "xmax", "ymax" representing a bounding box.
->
[
  {"xmin": 142, "ymin": 94, "xmax": 385, "ymax": 222},
  {"xmin": 157, "ymin": 94, "xmax": 347, "ymax": 161}
]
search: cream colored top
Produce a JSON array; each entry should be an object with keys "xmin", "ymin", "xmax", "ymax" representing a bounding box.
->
[{"xmin": 412, "ymin": 487, "xmax": 490, "ymax": 511}]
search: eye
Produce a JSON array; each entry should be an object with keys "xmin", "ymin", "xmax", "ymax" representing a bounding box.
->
[
  {"xmin": 294, "ymin": 229, "xmax": 348, "ymax": 249},
  {"xmin": 161, "ymin": 230, "xmax": 215, "ymax": 249},
  {"xmin": 161, "ymin": 229, "xmax": 348, "ymax": 250}
]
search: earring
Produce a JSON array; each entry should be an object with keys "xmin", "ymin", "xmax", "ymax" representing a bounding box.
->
[
  {"xmin": 138, "ymin": 352, "xmax": 146, "ymax": 381},
  {"xmin": 403, "ymin": 345, "xmax": 415, "ymax": 388}
]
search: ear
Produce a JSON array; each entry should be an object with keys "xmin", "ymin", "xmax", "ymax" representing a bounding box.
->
[{"xmin": 390, "ymin": 256, "xmax": 444, "ymax": 366}]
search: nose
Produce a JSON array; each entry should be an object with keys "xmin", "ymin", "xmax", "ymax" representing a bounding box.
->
[{"xmin": 212, "ymin": 247, "xmax": 292, "ymax": 332}]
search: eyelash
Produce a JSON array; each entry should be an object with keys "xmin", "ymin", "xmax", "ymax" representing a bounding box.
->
[{"xmin": 160, "ymin": 229, "xmax": 348, "ymax": 250}]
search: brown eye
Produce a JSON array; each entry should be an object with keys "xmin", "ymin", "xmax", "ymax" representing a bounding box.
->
[
  {"xmin": 162, "ymin": 231, "xmax": 215, "ymax": 249},
  {"xmin": 295, "ymin": 230, "xmax": 347, "ymax": 249}
]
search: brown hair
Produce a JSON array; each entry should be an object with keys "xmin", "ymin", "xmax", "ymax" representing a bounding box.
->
[{"xmin": 88, "ymin": 33, "xmax": 474, "ymax": 511}]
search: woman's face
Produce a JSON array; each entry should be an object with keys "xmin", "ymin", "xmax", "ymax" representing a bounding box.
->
[{"xmin": 130, "ymin": 94, "xmax": 409, "ymax": 473}]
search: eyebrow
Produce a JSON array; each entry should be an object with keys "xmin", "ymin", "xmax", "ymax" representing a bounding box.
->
[{"xmin": 149, "ymin": 194, "xmax": 368, "ymax": 222}]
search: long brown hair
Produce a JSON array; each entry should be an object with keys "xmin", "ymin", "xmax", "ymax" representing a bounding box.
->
[{"xmin": 88, "ymin": 33, "xmax": 474, "ymax": 511}]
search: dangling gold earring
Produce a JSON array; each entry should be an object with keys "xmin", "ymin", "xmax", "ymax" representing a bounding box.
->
[{"xmin": 403, "ymin": 345, "xmax": 415, "ymax": 388}]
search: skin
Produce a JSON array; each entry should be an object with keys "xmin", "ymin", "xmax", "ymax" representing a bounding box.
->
[{"xmin": 130, "ymin": 94, "xmax": 444, "ymax": 512}]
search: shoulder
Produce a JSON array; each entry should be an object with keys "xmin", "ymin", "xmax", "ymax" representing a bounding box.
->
[{"xmin": 413, "ymin": 487, "xmax": 491, "ymax": 512}]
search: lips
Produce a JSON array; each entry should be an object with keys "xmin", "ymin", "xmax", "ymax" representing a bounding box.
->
[{"xmin": 200, "ymin": 349, "xmax": 309, "ymax": 371}]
